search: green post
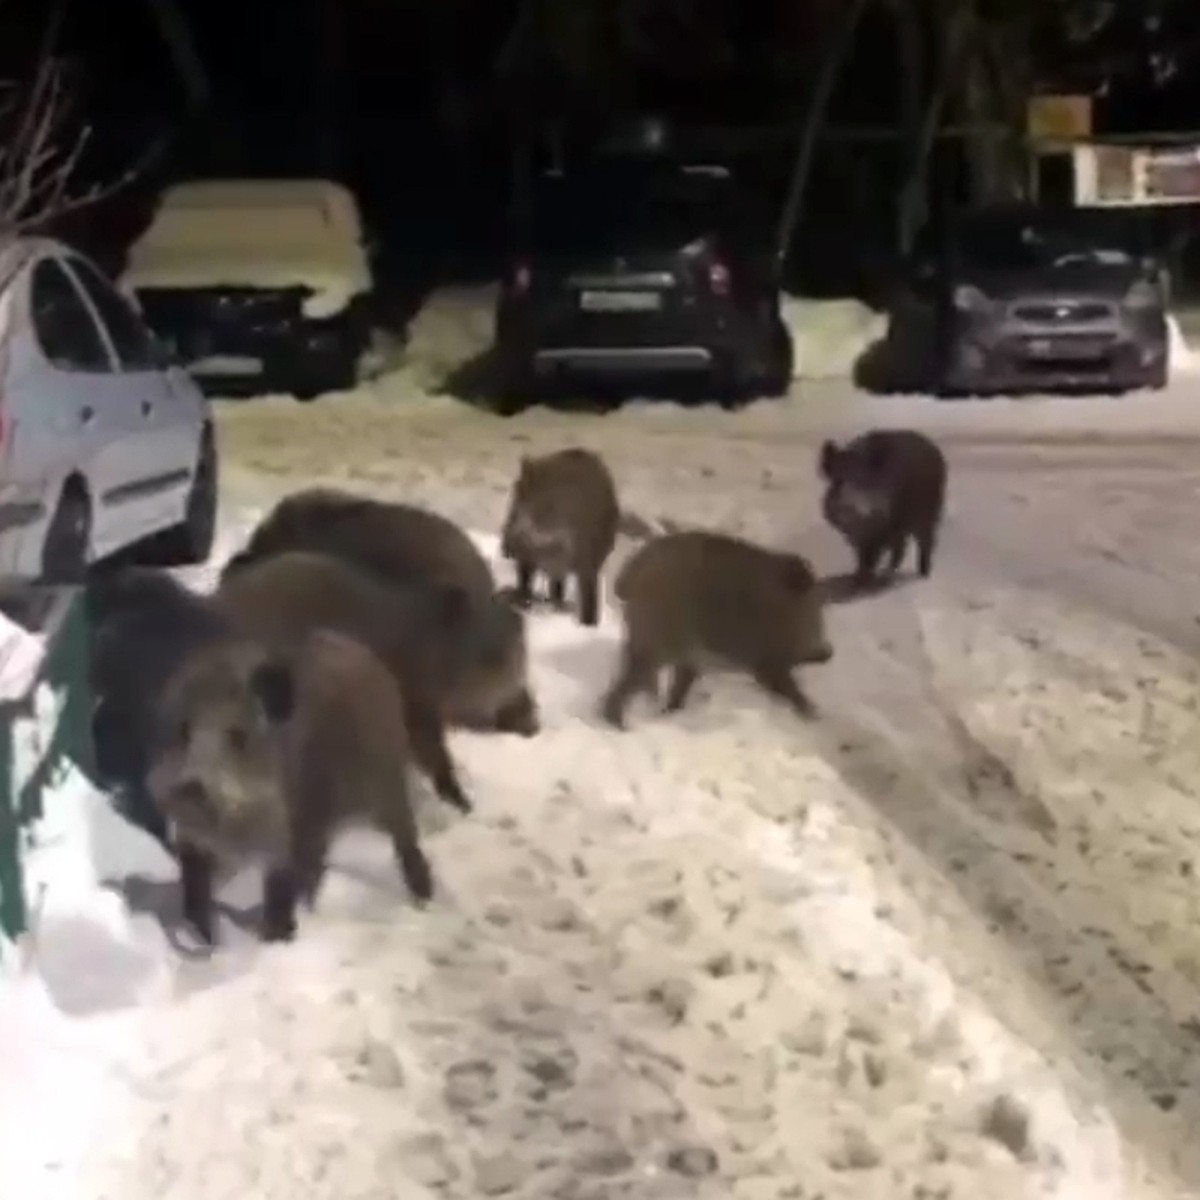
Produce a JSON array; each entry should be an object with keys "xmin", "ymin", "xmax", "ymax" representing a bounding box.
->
[{"xmin": 0, "ymin": 586, "xmax": 93, "ymax": 950}]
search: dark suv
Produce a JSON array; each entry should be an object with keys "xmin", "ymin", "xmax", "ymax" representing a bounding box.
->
[{"xmin": 493, "ymin": 159, "xmax": 793, "ymax": 408}]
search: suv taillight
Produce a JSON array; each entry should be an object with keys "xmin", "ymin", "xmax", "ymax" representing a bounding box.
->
[
  {"xmin": 708, "ymin": 260, "xmax": 731, "ymax": 296},
  {"xmin": 511, "ymin": 262, "xmax": 532, "ymax": 296}
]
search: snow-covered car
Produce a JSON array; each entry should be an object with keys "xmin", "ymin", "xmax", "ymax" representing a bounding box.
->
[
  {"xmin": 120, "ymin": 178, "xmax": 374, "ymax": 401},
  {"xmin": 0, "ymin": 237, "xmax": 216, "ymax": 584}
]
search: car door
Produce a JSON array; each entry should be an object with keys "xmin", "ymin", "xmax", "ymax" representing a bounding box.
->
[
  {"xmin": 61, "ymin": 254, "xmax": 194, "ymax": 528},
  {"xmin": 23, "ymin": 254, "xmax": 154, "ymax": 559}
]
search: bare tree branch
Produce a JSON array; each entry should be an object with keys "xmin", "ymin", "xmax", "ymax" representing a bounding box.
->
[{"xmin": 0, "ymin": 12, "xmax": 158, "ymax": 236}]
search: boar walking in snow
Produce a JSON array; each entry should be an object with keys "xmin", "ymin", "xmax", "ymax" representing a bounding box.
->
[
  {"xmin": 601, "ymin": 529, "xmax": 833, "ymax": 728},
  {"xmin": 818, "ymin": 428, "xmax": 947, "ymax": 587}
]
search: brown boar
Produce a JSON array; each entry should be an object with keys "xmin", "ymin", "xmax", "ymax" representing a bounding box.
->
[
  {"xmin": 601, "ymin": 530, "xmax": 832, "ymax": 729},
  {"xmin": 221, "ymin": 487, "xmax": 496, "ymax": 604},
  {"xmin": 216, "ymin": 550, "xmax": 540, "ymax": 813},
  {"xmin": 818, "ymin": 428, "xmax": 947, "ymax": 587},
  {"xmin": 500, "ymin": 447, "xmax": 620, "ymax": 627},
  {"xmin": 147, "ymin": 626, "xmax": 433, "ymax": 947}
]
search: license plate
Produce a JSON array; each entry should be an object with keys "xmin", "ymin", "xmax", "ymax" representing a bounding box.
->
[
  {"xmin": 189, "ymin": 354, "xmax": 263, "ymax": 376},
  {"xmin": 579, "ymin": 289, "xmax": 661, "ymax": 312},
  {"xmin": 1025, "ymin": 337, "xmax": 1102, "ymax": 360}
]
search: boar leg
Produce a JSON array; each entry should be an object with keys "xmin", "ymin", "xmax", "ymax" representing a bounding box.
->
[
  {"xmin": 751, "ymin": 662, "xmax": 817, "ymax": 720},
  {"xmin": 178, "ymin": 842, "xmax": 218, "ymax": 946},
  {"xmin": 261, "ymin": 864, "xmax": 300, "ymax": 942},
  {"xmin": 853, "ymin": 538, "xmax": 886, "ymax": 587},
  {"xmin": 577, "ymin": 572, "xmax": 601, "ymax": 627},
  {"xmin": 548, "ymin": 575, "xmax": 569, "ymax": 610},
  {"xmin": 367, "ymin": 765, "xmax": 434, "ymax": 903},
  {"xmin": 406, "ymin": 702, "xmax": 473, "ymax": 813},
  {"xmin": 601, "ymin": 644, "xmax": 659, "ymax": 730},
  {"xmin": 291, "ymin": 825, "xmax": 332, "ymax": 912},
  {"xmin": 663, "ymin": 663, "xmax": 700, "ymax": 713},
  {"xmin": 884, "ymin": 535, "xmax": 907, "ymax": 575},
  {"xmin": 916, "ymin": 521, "xmax": 938, "ymax": 576},
  {"xmin": 514, "ymin": 561, "xmax": 536, "ymax": 607}
]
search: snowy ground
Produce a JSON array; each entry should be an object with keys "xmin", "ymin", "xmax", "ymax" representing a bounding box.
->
[{"xmin": 10, "ymin": 371, "xmax": 1200, "ymax": 1199}]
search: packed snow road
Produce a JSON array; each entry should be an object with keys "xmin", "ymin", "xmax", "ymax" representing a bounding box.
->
[{"xmin": 13, "ymin": 379, "xmax": 1200, "ymax": 1200}]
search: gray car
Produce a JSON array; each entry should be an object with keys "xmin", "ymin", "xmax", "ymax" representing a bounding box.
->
[{"xmin": 884, "ymin": 205, "xmax": 1169, "ymax": 396}]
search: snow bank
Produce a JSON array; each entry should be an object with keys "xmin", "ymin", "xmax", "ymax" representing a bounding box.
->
[
  {"xmin": 402, "ymin": 283, "xmax": 499, "ymax": 390},
  {"xmin": 0, "ymin": 493, "xmax": 1165, "ymax": 1199},
  {"xmin": 1166, "ymin": 314, "xmax": 1200, "ymax": 376},
  {"xmin": 782, "ymin": 296, "xmax": 886, "ymax": 380},
  {"xmin": 121, "ymin": 180, "xmax": 372, "ymax": 320}
]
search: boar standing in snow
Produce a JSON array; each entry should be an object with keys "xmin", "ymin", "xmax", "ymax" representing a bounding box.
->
[
  {"xmin": 221, "ymin": 486, "xmax": 496, "ymax": 604},
  {"xmin": 500, "ymin": 447, "xmax": 620, "ymax": 627},
  {"xmin": 601, "ymin": 529, "xmax": 833, "ymax": 728},
  {"xmin": 217, "ymin": 550, "xmax": 539, "ymax": 813},
  {"xmin": 148, "ymin": 624, "xmax": 433, "ymax": 946},
  {"xmin": 818, "ymin": 428, "xmax": 947, "ymax": 587},
  {"xmin": 87, "ymin": 566, "xmax": 232, "ymax": 850}
]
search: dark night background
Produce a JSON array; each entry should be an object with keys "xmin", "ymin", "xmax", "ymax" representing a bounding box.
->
[{"xmin": 8, "ymin": 0, "xmax": 1200, "ymax": 316}]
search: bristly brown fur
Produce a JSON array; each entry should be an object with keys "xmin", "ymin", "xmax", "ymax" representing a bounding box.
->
[
  {"xmin": 217, "ymin": 549, "xmax": 540, "ymax": 814},
  {"xmin": 602, "ymin": 529, "xmax": 833, "ymax": 729},
  {"xmin": 819, "ymin": 428, "xmax": 947, "ymax": 588},
  {"xmin": 221, "ymin": 486, "xmax": 496, "ymax": 604},
  {"xmin": 500, "ymin": 447, "xmax": 620, "ymax": 627},
  {"xmin": 148, "ymin": 624, "xmax": 433, "ymax": 948}
]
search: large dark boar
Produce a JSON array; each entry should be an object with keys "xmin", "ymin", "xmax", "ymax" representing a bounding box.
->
[
  {"xmin": 221, "ymin": 487, "xmax": 496, "ymax": 603},
  {"xmin": 601, "ymin": 530, "xmax": 833, "ymax": 729},
  {"xmin": 86, "ymin": 567, "xmax": 232, "ymax": 849},
  {"xmin": 216, "ymin": 550, "xmax": 540, "ymax": 812},
  {"xmin": 818, "ymin": 429, "xmax": 947, "ymax": 586},
  {"xmin": 148, "ymin": 626, "xmax": 433, "ymax": 946},
  {"xmin": 500, "ymin": 448, "xmax": 620, "ymax": 627}
]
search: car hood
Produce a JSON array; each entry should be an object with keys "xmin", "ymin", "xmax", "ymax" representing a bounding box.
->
[{"xmin": 959, "ymin": 262, "xmax": 1143, "ymax": 299}]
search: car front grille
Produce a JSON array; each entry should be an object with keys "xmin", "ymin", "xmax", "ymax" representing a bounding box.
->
[{"xmin": 1010, "ymin": 299, "xmax": 1114, "ymax": 323}]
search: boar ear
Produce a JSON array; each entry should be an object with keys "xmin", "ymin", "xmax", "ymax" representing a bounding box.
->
[
  {"xmin": 250, "ymin": 658, "xmax": 296, "ymax": 724},
  {"xmin": 818, "ymin": 440, "xmax": 840, "ymax": 480}
]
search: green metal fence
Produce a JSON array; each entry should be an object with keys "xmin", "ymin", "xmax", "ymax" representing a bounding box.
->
[{"xmin": 0, "ymin": 586, "xmax": 93, "ymax": 949}]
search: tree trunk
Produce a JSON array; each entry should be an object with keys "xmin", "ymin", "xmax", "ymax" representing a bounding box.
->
[
  {"xmin": 896, "ymin": 2, "xmax": 972, "ymax": 246},
  {"xmin": 139, "ymin": 0, "xmax": 211, "ymax": 113},
  {"xmin": 775, "ymin": 0, "xmax": 873, "ymax": 266},
  {"xmin": 890, "ymin": 0, "xmax": 926, "ymax": 253}
]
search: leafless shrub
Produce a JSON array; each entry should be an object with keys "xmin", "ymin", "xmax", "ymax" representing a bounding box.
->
[{"xmin": 0, "ymin": 13, "xmax": 148, "ymax": 236}]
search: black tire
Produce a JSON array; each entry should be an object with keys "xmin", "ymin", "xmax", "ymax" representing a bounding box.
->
[
  {"xmin": 41, "ymin": 481, "xmax": 91, "ymax": 584},
  {"xmin": 1144, "ymin": 353, "xmax": 1168, "ymax": 391},
  {"xmin": 288, "ymin": 338, "xmax": 360, "ymax": 402},
  {"xmin": 135, "ymin": 426, "xmax": 219, "ymax": 567},
  {"xmin": 759, "ymin": 321, "xmax": 794, "ymax": 398},
  {"xmin": 493, "ymin": 352, "xmax": 536, "ymax": 416}
]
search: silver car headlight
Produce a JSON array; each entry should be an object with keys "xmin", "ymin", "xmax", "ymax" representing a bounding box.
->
[
  {"xmin": 952, "ymin": 284, "xmax": 993, "ymax": 313},
  {"xmin": 1122, "ymin": 279, "xmax": 1160, "ymax": 310}
]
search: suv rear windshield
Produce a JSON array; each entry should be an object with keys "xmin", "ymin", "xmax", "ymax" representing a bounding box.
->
[{"xmin": 528, "ymin": 164, "xmax": 758, "ymax": 255}]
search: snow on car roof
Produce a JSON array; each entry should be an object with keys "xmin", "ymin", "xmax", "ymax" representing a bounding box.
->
[{"xmin": 120, "ymin": 178, "xmax": 371, "ymax": 316}]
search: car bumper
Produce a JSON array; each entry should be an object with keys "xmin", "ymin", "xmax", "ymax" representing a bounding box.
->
[
  {"xmin": 943, "ymin": 327, "xmax": 1167, "ymax": 393},
  {"xmin": 498, "ymin": 303, "xmax": 757, "ymax": 379},
  {"xmin": 184, "ymin": 325, "xmax": 351, "ymax": 387},
  {"xmin": 533, "ymin": 345, "xmax": 715, "ymax": 374},
  {"xmin": 137, "ymin": 287, "xmax": 365, "ymax": 389}
]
